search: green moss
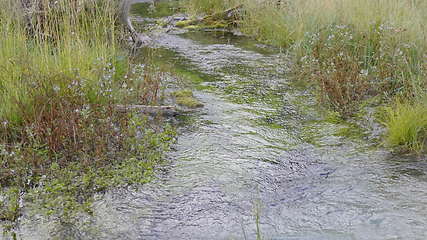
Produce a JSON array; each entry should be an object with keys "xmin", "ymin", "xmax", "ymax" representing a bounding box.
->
[
  {"xmin": 176, "ymin": 17, "xmax": 231, "ymax": 30},
  {"xmin": 0, "ymin": 187, "xmax": 20, "ymax": 222},
  {"xmin": 172, "ymin": 90, "xmax": 194, "ymax": 98},
  {"xmin": 253, "ymin": 118, "xmax": 284, "ymax": 129},
  {"xmin": 185, "ymin": 22, "xmax": 229, "ymax": 30},
  {"xmin": 176, "ymin": 96, "xmax": 204, "ymax": 108},
  {"xmin": 172, "ymin": 90, "xmax": 204, "ymax": 108},
  {"xmin": 333, "ymin": 124, "xmax": 366, "ymax": 140},
  {"xmin": 176, "ymin": 20, "xmax": 198, "ymax": 28},
  {"xmin": 300, "ymin": 124, "xmax": 322, "ymax": 146},
  {"xmin": 184, "ymin": 25, "xmax": 202, "ymax": 30}
]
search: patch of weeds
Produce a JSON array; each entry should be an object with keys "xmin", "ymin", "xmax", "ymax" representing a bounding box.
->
[
  {"xmin": 3, "ymin": 114, "xmax": 176, "ymax": 229},
  {"xmin": 324, "ymin": 111, "xmax": 344, "ymax": 124},
  {"xmin": 297, "ymin": 23, "xmax": 425, "ymax": 117},
  {"xmin": 172, "ymin": 90, "xmax": 193, "ymax": 98},
  {"xmin": 176, "ymin": 20, "xmax": 196, "ymax": 28},
  {"xmin": 0, "ymin": 188, "xmax": 20, "ymax": 223},
  {"xmin": 131, "ymin": 1, "xmax": 179, "ymax": 19},
  {"xmin": 177, "ymin": 20, "xmax": 229, "ymax": 30},
  {"xmin": 183, "ymin": 0, "xmax": 236, "ymax": 15},
  {"xmin": 176, "ymin": 97, "xmax": 204, "ymax": 108},
  {"xmin": 172, "ymin": 90, "xmax": 204, "ymax": 108},
  {"xmin": 381, "ymin": 100, "xmax": 427, "ymax": 153},
  {"xmin": 0, "ymin": 0, "xmax": 177, "ymax": 235}
]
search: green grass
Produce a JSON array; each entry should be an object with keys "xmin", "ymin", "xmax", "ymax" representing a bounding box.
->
[
  {"xmin": 382, "ymin": 100, "xmax": 427, "ymax": 153},
  {"xmin": 184, "ymin": 0, "xmax": 238, "ymax": 15},
  {"xmin": 0, "ymin": 0, "xmax": 123, "ymax": 127},
  {"xmin": 0, "ymin": 0, "xmax": 176, "ymax": 232},
  {"xmin": 184, "ymin": 0, "xmax": 427, "ymax": 49}
]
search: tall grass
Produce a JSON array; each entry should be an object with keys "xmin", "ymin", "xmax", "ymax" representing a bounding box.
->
[
  {"xmin": 185, "ymin": 0, "xmax": 427, "ymax": 49},
  {"xmin": 0, "ymin": 0, "xmax": 122, "ymax": 127},
  {"xmin": 241, "ymin": 0, "xmax": 426, "ymax": 48},
  {"xmin": 185, "ymin": 0, "xmax": 238, "ymax": 15},
  {"xmin": 383, "ymin": 99, "xmax": 427, "ymax": 153},
  {"xmin": 0, "ymin": 0, "xmax": 175, "ymax": 226}
]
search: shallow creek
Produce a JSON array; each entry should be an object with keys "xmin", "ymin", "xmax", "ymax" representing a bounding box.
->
[{"xmin": 11, "ymin": 1, "xmax": 427, "ymax": 239}]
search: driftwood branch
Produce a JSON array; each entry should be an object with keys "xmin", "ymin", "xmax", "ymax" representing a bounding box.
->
[
  {"xmin": 176, "ymin": 4, "xmax": 243, "ymax": 28},
  {"xmin": 116, "ymin": 105, "xmax": 194, "ymax": 116},
  {"xmin": 121, "ymin": 0, "xmax": 138, "ymax": 42},
  {"xmin": 121, "ymin": 0, "xmax": 152, "ymax": 46},
  {"xmin": 219, "ymin": 4, "xmax": 244, "ymax": 20}
]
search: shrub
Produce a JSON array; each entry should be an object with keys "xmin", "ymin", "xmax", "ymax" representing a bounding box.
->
[{"xmin": 297, "ymin": 23, "xmax": 424, "ymax": 116}]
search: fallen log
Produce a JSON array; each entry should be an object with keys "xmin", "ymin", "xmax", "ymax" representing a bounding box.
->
[
  {"xmin": 17, "ymin": 0, "xmax": 147, "ymax": 45},
  {"xmin": 214, "ymin": 4, "xmax": 244, "ymax": 21},
  {"xmin": 121, "ymin": 0, "xmax": 152, "ymax": 46},
  {"xmin": 176, "ymin": 4, "xmax": 243, "ymax": 29},
  {"xmin": 116, "ymin": 105, "xmax": 194, "ymax": 116}
]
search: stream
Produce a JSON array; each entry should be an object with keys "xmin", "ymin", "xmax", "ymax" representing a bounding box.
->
[{"xmin": 10, "ymin": 1, "xmax": 427, "ymax": 239}]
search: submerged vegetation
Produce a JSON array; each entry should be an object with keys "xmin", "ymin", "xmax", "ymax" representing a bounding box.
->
[
  {"xmin": 182, "ymin": 0, "xmax": 427, "ymax": 153},
  {"xmin": 0, "ymin": 0, "xmax": 175, "ymax": 233}
]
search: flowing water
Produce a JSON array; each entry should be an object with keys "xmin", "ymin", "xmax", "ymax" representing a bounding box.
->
[{"xmin": 9, "ymin": 1, "xmax": 427, "ymax": 239}]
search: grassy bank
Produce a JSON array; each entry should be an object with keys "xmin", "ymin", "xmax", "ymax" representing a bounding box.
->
[
  {"xmin": 0, "ymin": 0, "xmax": 175, "ymax": 233},
  {"xmin": 183, "ymin": 0, "xmax": 427, "ymax": 153}
]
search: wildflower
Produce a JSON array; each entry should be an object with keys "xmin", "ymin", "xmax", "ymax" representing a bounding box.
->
[{"xmin": 53, "ymin": 85, "xmax": 60, "ymax": 92}]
